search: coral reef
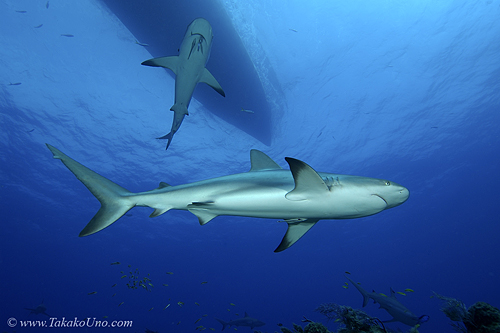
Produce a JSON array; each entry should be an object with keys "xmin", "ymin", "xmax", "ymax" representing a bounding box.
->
[
  {"xmin": 278, "ymin": 322, "xmax": 331, "ymax": 333},
  {"xmin": 434, "ymin": 292, "xmax": 500, "ymax": 333},
  {"xmin": 315, "ymin": 303, "xmax": 387, "ymax": 333}
]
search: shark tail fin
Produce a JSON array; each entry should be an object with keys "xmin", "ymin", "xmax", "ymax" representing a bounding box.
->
[
  {"xmin": 215, "ymin": 318, "xmax": 228, "ymax": 331},
  {"xmin": 156, "ymin": 104, "xmax": 189, "ymax": 150},
  {"xmin": 346, "ymin": 276, "xmax": 371, "ymax": 307},
  {"xmin": 46, "ymin": 144, "xmax": 135, "ymax": 236}
]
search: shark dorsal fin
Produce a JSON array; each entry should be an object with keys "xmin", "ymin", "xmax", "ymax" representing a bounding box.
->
[
  {"xmin": 244, "ymin": 312, "xmax": 249, "ymax": 317},
  {"xmin": 157, "ymin": 182, "xmax": 171, "ymax": 189},
  {"xmin": 284, "ymin": 157, "xmax": 329, "ymax": 201},
  {"xmin": 249, "ymin": 150, "xmax": 282, "ymax": 171},
  {"xmin": 274, "ymin": 219, "xmax": 319, "ymax": 252}
]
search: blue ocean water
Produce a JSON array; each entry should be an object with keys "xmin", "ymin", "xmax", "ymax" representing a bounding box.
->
[{"xmin": 1, "ymin": 0, "xmax": 499, "ymax": 332}]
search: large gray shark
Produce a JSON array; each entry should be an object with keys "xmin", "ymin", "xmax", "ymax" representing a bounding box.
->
[
  {"xmin": 142, "ymin": 18, "xmax": 225, "ymax": 150},
  {"xmin": 215, "ymin": 312, "xmax": 265, "ymax": 331},
  {"xmin": 346, "ymin": 276, "xmax": 429, "ymax": 326},
  {"xmin": 25, "ymin": 300, "xmax": 50, "ymax": 317},
  {"xmin": 45, "ymin": 144, "xmax": 409, "ymax": 252}
]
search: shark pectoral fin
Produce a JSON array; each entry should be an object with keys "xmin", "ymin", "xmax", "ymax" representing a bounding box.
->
[
  {"xmin": 274, "ymin": 219, "xmax": 319, "ymax": 252},
  {"xmin": 141, "ymin": 56, "xmax": 179, "ymax": 75},
  {"xmin": 200, "ymin": 68, "xmax": 225, "ymax": 97},
  {"xmin": 249, "ymin": 149, "xmax": 282, "ymax": 171},
  {"xmin": 187, "ymin": 202, "xmax": 217, "ymax": 225},
  {"xmin": 284, "ymin": 157, "xmax": 329, "ymax": 201}
]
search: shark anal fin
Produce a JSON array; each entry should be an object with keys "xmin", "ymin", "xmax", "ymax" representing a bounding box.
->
[
  {"xmin": 249, "ymin": 150, "xmax": 282, "ymax": 171},
  {"xmin": 284, "ymin": 157, "xmax": 329, "ymax": 201},
  {"xmin": 274, "ymin": 219, "xmax": 319, "ymax": 252},
  {"xmin": 200, "ymin": 68, "xmax": 225, "ymax": 97},
  {"xmin": 141, "ymin": 56, "xmax": 179, "ymax": 75},
  {"xmin": 149, "ymin": 208, "xmax": 169, "ymax": 218}
]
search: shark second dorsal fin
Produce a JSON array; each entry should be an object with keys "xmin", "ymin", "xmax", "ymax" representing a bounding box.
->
[
  {"xmin": 274, "ymin": 219, "xmax": 318, "ymax": 252},
  {"xmin": 284, "ymin": 157, "xmax": 329, "ymax": 201},
  {"xmin": 249, "ymin": 150, "xmax": 282, "ymax": 171}
]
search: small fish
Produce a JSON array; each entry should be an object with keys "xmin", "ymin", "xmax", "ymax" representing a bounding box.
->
[
  {"xmin": 334, "ymin": 318, "xmax": 341, "ymax": 322},
  {"xmin": 195, "ymin": 302, "xmax": 200, "ymax": 306},
  {"xmin": 110, "ymin": 262, "xmax": 120, "ymax": 265},
  {"xmin": 176, "ymin": 321, "xmax": 181, "ymax": 325},
  {"xmin": 195, "ymin": 318, "xmax": 202, "ymax": 323},
  {"xmin": 379, "ymin": 293, "xmax": 387, "ymax": 297},
  {"xmin": 195, "ymin": 325, "xmax": 204, "ymax": 330},
  {"xmin": 230, "ymin": 303, "xmax": 236, "ymax": 306},
  {"xmin": 227, "ymin": 309, "xmax": 230, "ymax": 312},
  {"xmin": 166, "ymin": 272, "xmax": 174, "ymax": 275},
  {"xmin": 405, "ymin": 288, "xmax": 415, "ymax": 292},
  {"xmin": 177, "ymin": 301, "xmax": 184, "ymax": 307},
  {"xmin": 289, "ymin": 28, "xmax": 298, "ymax": 32},
  {"xmin": 163, "ymin": 284, "xmax": 169, "ymax": 287},
  {"xmin": 148, "ymin": 283, "xmax": 154, "ymax": 287},
  {"xmin": 111, "ymin": 284, "xmax": 117, "ymax": 287},
  {"xmin": 9, "ymin": 82, "xmax": 21, "ymax": 86},
  {"xmin": 344, "ymin": 282, "xmax": 349, "ymax": 286},
  {"xmin": 16, "ymin": 10, "xmax": 27, "ymax": 13},
  {"xmin": 342, "ymin": 285, "xmax": 348, "ymax": 289},
  {"xmin": 397, "ymin": 292, "xmax": 407, "ymax": 296},
  {"xmin": 102, "ymin": 316, "xmax": 108, "ymax": 319},
  {"xmin": 26, "ymin": 129, "xmax": 34, "ymax": 133},
  {"xmin": 120, "ymin": 275, "xmax": 127, "ymax": 279},
  {"xmin": 112, "ymin": 293, "xmax": 116, "ymax": 297},
  {"xmin": 202, "ymin": 314, "xmax": 208, "ymax": 317},
  {"xmin": 60, "ymin": 34, "xmax": 74, "ymax": 37},
  {"xmin": 118, "ymin": 302, "xmax": 124, "ymax": 306},
  {"xmin": 34, "ymin": 24, "xmax": 43, "ymax": 28},
  {"xmin": 46, "ymin": 1, "xmax": 49, "ymax": 9},
  {"xmin": 201, "ymin": 281, "xmax": 208, "ymax": 284},
  {"xmin": 209, "ymin": 329, "xmax": 215, "ymax": 331},
  {"xmin": 345, "ymin": 271, "xmax": 351, "ymax": 275},
  {"xmin": 163, "ymin": 304, "xmax": 171, "ymax": 310},
  {"xmin": 87, "ymin": 291, "xmax": 97, "ymax": 295},
  {"xmin": 431, "ymin": 126, "xmax": 438, "ymax": 129},
  {"xmin": 240, "ymin": 108, "xmax": 254, "ymax": 114},
  {"xmin": 148, "ymin": 307, "xmax": 154, "ymax": 311},
  {"xmin": 135, "ymin": 39, "xmax": 149, "ymax": 47}
]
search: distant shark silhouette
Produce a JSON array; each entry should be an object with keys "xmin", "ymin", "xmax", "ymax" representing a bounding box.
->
[
  {"xmin": 46, "ymin": 144, "xmax": 409, "ymax": 252},
  {"xmin": 346, "ymin": 276, "xmax": 429, "ymax": 326},
  {"xmin": 142, "ymin": 17, "xmax": 225, "ymax": 150},
  {"xmin": 24, "ymin": 300, "xmax": 50, "ymax": 317},
  {"xmin": 215, "ymin": 312, "xmax": 265, "ymax": 330}
]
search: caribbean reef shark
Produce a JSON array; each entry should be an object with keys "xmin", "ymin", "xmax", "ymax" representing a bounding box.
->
[
  {"xmin": 346, "ymin": 276, "xmax": 429, "ymax": 326},
  {"xmin": 216, "ymin": 313, "xmax": 265, "ymax": 331},
  {"xmin": 142, "ymin": 18, "xmax": 225, "ymax": 150},
  {"xmin": 45, "ymin": 144, "xmax": 409, "ymax": 252},
  {"xmin": 25, "ymin": 300, "xmax": 50, "ymax": 317}
]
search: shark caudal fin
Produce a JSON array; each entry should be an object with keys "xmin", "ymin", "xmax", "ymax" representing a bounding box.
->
[
  {"xmin": 46, "ymin": 144, "xmax": 135, "ymax": 236},
  {"xmin": 215, "ymin": 318, "xmax": 228, "ymax": 331},
  {"xmin": 346, "ymin": 276, "xmax": 371, "ymax": 307},
  {"xmin": 157, "ymin": 104, "xmax": 189, "ymax": 150}
]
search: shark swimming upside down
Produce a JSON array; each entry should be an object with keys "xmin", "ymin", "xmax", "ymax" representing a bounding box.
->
[
  {"xmin": 141, "ymin": 18, "xmax": 225, "ymax": 150},
  {"xmin": 46, "ymin": 144, "xmax": 409, "ymax": 252}
]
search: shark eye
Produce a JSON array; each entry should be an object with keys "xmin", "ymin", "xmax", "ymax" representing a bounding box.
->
[{"xmin": 385, "ymin": 181, "xmax": 391, "ymax": 186}]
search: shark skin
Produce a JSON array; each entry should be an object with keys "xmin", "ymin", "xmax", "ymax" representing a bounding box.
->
[
  {"xmin": 215, "ymin": 312, "xmax": 265, "ymax": 331},
  {"xmin": 25, "ymin": 300, "xmax": 50, "ymax": 317},
  {"xmin": 141, "ymin": 18, "xmax": 225, "ymax": 150},
  {"xmin": 45, "ymin": 144, "xmax": 409, "ymax": 252},
  {"xmin": 346, "ymin": 276, "xmax": 429, "ymax": 326}
]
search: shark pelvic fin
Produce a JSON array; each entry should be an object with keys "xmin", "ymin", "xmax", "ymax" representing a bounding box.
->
[
  {"xmin": 187, "ymin": 202, "xmax": 218, "ymax": 225},
  {"xmin": 46, "ymin": 144, "xmax": 135, "ymax": 236},
  {"xmin": 157, "ymin": 182, "xmax": 171, "ymax": 189},
  {"xmin": 284, "ymin": 157, "xmax": 329, "ymax": 201},
  {"xmin": 249, "ymin": 149, "xmax": 282, "ymax": 171},
  {"xmin": 141, "ymin": 56, "xmax": 179, "ymax": 75},
  {"xmin": 274, "ymin": 218, "xmax": 319, "ymax": 252},
  {"xmin": 200, "ymin": 68, "xmax": 225, "ymax": 97}
]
